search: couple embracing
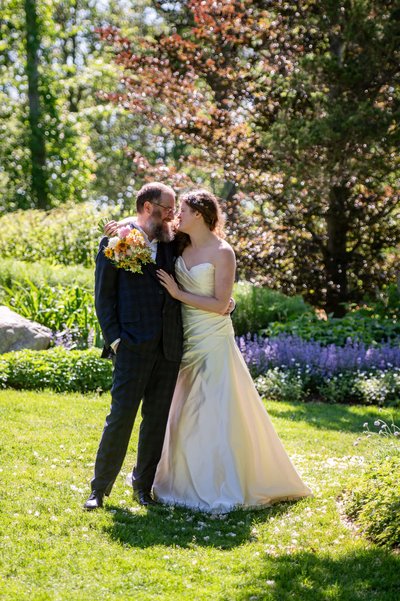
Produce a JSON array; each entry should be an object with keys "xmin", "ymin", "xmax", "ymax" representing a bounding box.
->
[{"xmin": 84, "ymin": 182, "xmax": 311, "ymax": 513}]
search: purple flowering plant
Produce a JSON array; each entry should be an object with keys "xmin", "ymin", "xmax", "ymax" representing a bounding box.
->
[
  {"xmin": 236, "ymin": 334, "xmax": 400, "ymax": 405},
  {"xmin": 236, "ymin": 334, "xmax": 400, "ymax": 378}
]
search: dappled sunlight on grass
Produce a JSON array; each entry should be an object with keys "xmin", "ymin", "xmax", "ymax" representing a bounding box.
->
[
  {"xmin": 0, "ymin": 391, "xmax": 399, "ymax": 600},
  {"xmin": 265, "ymin": 400, "xmax": 398, "ymax": 434}
]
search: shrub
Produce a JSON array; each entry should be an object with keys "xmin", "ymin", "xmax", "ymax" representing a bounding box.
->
[
  {"xmin": 354, "ymin": 283, "xmax": 400, "ymax": 322},
  {"xmin": 0, "ymin": 202, "xmax": 119, "ymax": 267},
  {"xmin": 352, "ymin": 370, "xmax": 400, "ymax": 406},
  {"xmin": 342, "ymin": 443, "xmax": 400, "ymax": 548},
  {"xmin": 0, "ymin": 348, "xmax": 112, "ymax": 393},
  {"xmin": 316, "ymin": 371, "xmax": 400, "ymax": 405},
  {"xmin": 254, "ymin": 368, "xmax": 400, "ymax": 406},
  {"xmin": 268, "ymin": 312, "xmax": 400, "ymax": 346},
  {"xmin": 265, "ymin": 311, "xmax": 400, "ymax": 346},
  {"xmin": 1, "ymin": 279, "xmax": 102, "ymax": 348},
  {"xmin": 0, "ymin": 258, "xmax": 94, "ymax": 295},
  {"xmin": 317, "ymin": 372, "xmax": 357, "ymax": 404},
  {"xmin": 232, "ymin": 282, "xmax": 311, "ymax": 336},
  {"xmin": 254, "ymin": 369, "xmax": 305, "ymax": 403}
]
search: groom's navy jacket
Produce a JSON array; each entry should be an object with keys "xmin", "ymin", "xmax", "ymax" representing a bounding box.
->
[{"xmin": 95, "ymin": 234, "xmax": 183, "ymax": 362}]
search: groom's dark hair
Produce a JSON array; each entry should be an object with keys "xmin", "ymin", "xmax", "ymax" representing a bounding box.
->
[{"xmin": 136, "ymin": 182, "xmax": 175, "ymax": 213}]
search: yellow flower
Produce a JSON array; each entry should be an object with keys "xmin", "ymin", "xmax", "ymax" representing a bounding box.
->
[{"xmin": 115, "ymin": 240, "xmax": 128, "ymax": 253}]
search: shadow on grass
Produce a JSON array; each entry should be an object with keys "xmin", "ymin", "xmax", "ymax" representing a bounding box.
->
[
  {"xmin": 103, "ymin": 501, "xmax": 297, "ymax": 550},
  {"xmin": 237, "ymin": 548, "xmax": 400, "ymax": 601},
  {"xmin": 266, "ymin": 401, "xmax": 400, "ymax": 434}
]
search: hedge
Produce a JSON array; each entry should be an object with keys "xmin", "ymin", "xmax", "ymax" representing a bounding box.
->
[{"xmin": 0, "ymin": 347, "xmax": 112, "ymax": 393}]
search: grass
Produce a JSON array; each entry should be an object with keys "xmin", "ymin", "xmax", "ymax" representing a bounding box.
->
[{"xmin": 0, "ymin": 390, "xmax": 399, "ymax": 601}]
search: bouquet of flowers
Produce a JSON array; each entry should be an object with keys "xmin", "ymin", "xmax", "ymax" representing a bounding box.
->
[{"xmin": 103, "ymin": 225, "xmax": 155, "ymax": 274}]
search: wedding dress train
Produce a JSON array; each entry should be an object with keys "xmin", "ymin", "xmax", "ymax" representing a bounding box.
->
[{"xmin": 152, "ymin": 257, "xmax": 312, "ymax": 512}]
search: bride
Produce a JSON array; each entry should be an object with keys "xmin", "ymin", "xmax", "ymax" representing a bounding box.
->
[{"xmin": 151, "ymin": 189, "xmax": 311, "ymax": 512}]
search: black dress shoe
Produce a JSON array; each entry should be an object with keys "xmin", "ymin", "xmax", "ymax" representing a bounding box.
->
[
  {"xmin": 83, "ymin": 490, "xmax": 105, "ymax": 510},
  {"xmin": 133, "ymin": 489, "xmax": 159, "ymax": 507}
]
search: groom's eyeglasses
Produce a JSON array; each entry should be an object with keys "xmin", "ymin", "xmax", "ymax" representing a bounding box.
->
[{"xmin": 151, "ymin": 201, "xmax": 177, "ymax": 215}]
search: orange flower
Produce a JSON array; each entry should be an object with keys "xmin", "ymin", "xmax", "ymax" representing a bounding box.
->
[
  {"xmin": 115, "ymin": 240, "xmax": 128, "ymax": 253},
  {"xmin": 126, "ymin": 231, "xmax": 146, "ymax": 247}
]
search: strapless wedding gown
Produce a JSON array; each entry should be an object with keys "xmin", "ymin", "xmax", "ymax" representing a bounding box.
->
[{"xmin": 152, "ymin": 257, "xmax": 311, "ymax": 512}]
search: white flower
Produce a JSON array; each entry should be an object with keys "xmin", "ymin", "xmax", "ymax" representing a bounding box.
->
[
  {"xmin": 374, "ymin": 420, "xmax": 381, "ymax": 427},
  {"xmin": 108, "ymin": 236, "xmax": 119, "ymax": 249}
]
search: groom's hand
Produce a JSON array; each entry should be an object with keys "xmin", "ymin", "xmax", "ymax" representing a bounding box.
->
[{"xmin": 224, "ymin": 298, "xmax": 236, "ymax": 315}]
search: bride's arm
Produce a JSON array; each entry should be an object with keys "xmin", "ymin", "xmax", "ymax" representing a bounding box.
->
[{"xmin": 157, "ymin": 247, "xmax": 236, "ymax": 315}]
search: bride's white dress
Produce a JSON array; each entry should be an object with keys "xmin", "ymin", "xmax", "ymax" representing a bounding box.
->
[{"xmin": 152, "ymin": 257, "xmax": 311, "ymax": 512}]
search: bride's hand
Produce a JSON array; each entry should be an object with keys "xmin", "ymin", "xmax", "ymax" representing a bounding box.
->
[
  {"xmin": 157, "ymin": 269, "xmax": 181, "ymax": 300},
  {"xmin": 104, "ymin": 216, "xmax": 136, "ymax": 236},
  {"xmin": 104, "ymin": 220, "xmax": 120, "ymax": 236}
]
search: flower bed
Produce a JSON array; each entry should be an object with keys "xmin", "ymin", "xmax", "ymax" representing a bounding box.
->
[
  {"xmin": 237, "ymin": 334, "xmax": 400, "ymax": 405},
  {"xmin": 237, "ymin": 334, "xmax": 400, "ymax": 377},
  {"xmin": 1, "ymin": 335, "xmax": 399, "ymax": 403}
]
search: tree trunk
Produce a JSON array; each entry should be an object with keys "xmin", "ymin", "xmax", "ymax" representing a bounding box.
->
[
  {"xmin": 324, "ymin": 185, "xmax": 349, "ymax": 317},
  {"xmin": 25, "ymin": 0, "xmax": 48, "ymax": 209}
]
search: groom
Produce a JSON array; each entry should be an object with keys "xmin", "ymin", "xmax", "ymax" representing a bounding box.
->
[{"xmin": 84, "ymin": 182, "xmax": 183, "ymax": 510}]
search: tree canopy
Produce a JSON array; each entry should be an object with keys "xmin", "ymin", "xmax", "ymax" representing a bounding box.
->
[
  {"xmin": 0, "ymin": 0, "xmax": 166, "ymax": 213},
  {"xmin": 101, "ymin": 0, "xmax": 400, "ymax": 314}
]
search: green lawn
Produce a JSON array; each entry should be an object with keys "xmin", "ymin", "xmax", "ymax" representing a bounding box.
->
[{"xmin": 0, "ymin": 390, "xmax": 399, "ymax": 601}]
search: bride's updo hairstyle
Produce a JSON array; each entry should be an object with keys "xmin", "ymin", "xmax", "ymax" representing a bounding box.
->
[{"xmin": 182, "ymin": 189, "xmax": 226, "ymax": 238}]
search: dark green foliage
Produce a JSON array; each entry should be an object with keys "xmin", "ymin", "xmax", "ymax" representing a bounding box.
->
[
  {"xmin": 232, "ymin": 282, "xmax": 312, "ymax": 336},
  {"xmin": 265, "ymin": 283, "xmax": 400, "ymax": 345},
  {"xmin": 343, "ymin": 450, "xmax": 400, "ymax": 549},
  {"xmin": 352, "ymin": 284, "xmax": 400, "ymax": 322},
  {"xmin": 265, "ymin": 312, "xmax": 400, "ymax": 346},
  {"xmin": 0, "ymin": 347, "xmax": 112, "ymax": 393}
]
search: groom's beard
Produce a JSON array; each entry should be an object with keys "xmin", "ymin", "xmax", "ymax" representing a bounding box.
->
[{"xmin": 148, "ymin": 215, "xmax": 175, "ymax": 243}]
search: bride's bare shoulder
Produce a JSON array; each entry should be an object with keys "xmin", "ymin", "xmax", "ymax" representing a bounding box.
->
[
  {"xmin": 215, "ymin": 239, "xmax": 236, "ymax": 266},
  {"xmin": 216, "ymin": 238, "xmax": 235, "ymax": 255}
]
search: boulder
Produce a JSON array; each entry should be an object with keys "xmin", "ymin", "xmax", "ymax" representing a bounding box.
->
[{"xmin": 0, "ymin": 306, "xmax": 52, "ymax": 354}]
